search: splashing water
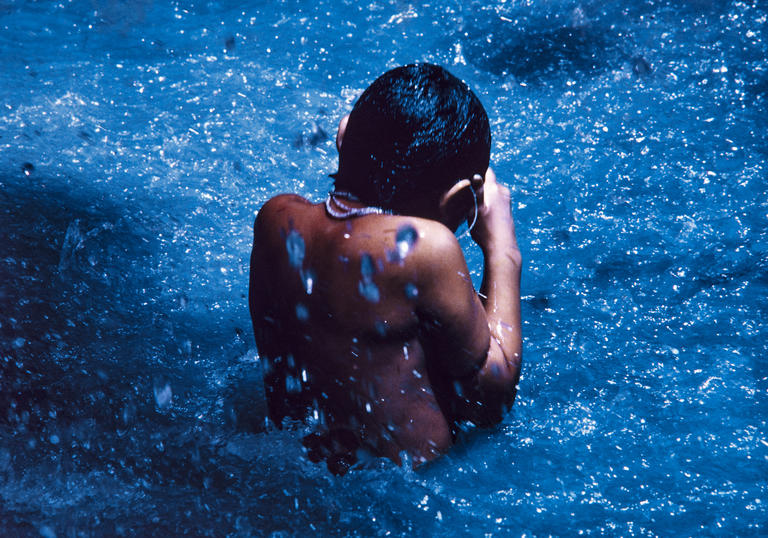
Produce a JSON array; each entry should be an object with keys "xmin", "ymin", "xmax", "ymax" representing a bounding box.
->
[
  {"xmin": 295, "ymin": 302, "xmax": 309, "ymax": 322},
  {"xmin": 153, "ymin": 381, "xmax": 173, "ymax": 410},
  {"xmin": 0, "ymin": 0, "xmax": 766, "ymax": 536},
  {"xmin": 358, "ymin": 253, "xmax": 380, "ymax": 303},
  {"xmin": 395, "ymin": 224, "xmax": 418, "ymax": 260},
  {"xmin": 301, "ymin": 268, "xmax": 315, "ymax": 295},
  {"xmin": 285, "ymin": 230, "xmax": 305, "ymax": 269}
]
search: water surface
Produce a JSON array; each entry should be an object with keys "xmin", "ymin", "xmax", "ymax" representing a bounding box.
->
[{"xmin": 1, "ymin": 0, "xmax": 766, "ymax": 535}]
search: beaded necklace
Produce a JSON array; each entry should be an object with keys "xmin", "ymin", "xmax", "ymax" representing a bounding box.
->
[{"xmin": 324, "ymin": 191, "xmax": 390, "ymax": 219}]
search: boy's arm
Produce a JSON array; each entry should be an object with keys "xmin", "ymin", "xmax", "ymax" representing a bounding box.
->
[
  {"xmin": 462, "ymin": 167, "xmax": 522, "ymax": 424},
  {"xmin": 248, "ymin": 197, "xmax": 308, "ymax": 426},
  {"xmin": 415, "ymin": 228, "xmax": 492, "ymax": 379},
  {"xmin": 418, "ymin": 168, "xmax": 522, "ymax": 426},
  {"xmin": 249, "ymin": 210, "xmax": 287, "ymax": 426},
  {"xmin": 249, "ymin": 200, "xmax": 283, "ymax": 360}
]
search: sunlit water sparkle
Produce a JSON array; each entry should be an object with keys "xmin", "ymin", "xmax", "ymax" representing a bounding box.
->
[{"xmin": 1, "ymin": 0, "xmax": 766, "ymax": 536}]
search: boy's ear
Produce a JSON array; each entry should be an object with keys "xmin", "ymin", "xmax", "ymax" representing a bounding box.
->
[
  {"xmin": 336, "ymin": 114, "xmax": 350, "ymax": 152},
  {"xmin": 438, "ymin": 178, "xmax": 473, "ymax": 221},
  {"xmin": 439, "ymin": 174, "xmax": 484, "ymax": 217}
]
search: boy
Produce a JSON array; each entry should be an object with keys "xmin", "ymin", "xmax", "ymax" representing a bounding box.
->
[{"xmin": 249, "ymin": 64, "xmax": 522, "ymax": 474}]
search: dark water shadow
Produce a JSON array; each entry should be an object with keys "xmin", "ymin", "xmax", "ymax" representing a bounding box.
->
[
  {"xmin": 460, "ymin": 0, "xmax": 736, "ymax": 84},
  {"xmin": 0, "ymin": 173, "xmax": 258, "ymax": 434},
  {"xmin": 0, "ymin": 175, "xmax": 166, "ymax": 433},
  {"xmin": 464, "ymin": 23, "xmax": 616, "ymax": 82},
  {"xmin": 0, "ymin": 173, "xmax": 270, "ymax": 517}
]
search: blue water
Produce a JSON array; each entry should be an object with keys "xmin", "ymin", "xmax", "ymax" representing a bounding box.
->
[{"xmin": 1, "ymin": 0, "xmax": 766, "ymax": 535}]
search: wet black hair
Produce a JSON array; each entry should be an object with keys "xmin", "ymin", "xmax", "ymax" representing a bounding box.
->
[{"xmin": 333, "ymin": 63, "xmax": 491, "ymax": 211}]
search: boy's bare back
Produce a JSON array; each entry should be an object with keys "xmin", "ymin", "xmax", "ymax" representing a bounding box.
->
[{"xmin": 249, "ymin": 194, "xmax": 484, "ymax": 460}]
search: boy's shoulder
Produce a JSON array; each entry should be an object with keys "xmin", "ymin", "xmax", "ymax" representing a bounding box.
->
[
  {"xmin": 257, "ymin": 193, "xmax": 311, "ymax": 219},
  {"xmin": 254, "ymin": 194, "xmax": 315, "ymax": 235},
  {"xmin": 350, "ymin": 214, "xmax": 469, "ymax": 280},
  {"xmin": 255, "ymin": 194, "xmax": 466, "ymax": 269},
  {"xmin": 341, "ymin": 210, "xmax": 461, "ymax": 250}
]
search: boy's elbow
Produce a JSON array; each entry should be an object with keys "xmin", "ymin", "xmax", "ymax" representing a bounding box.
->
[
  {"xmin": 480, "ymin": 346, "xmax": 521, "ymax": 412},
  {"xmin": 487, "ymin": 338, "xmax": 521, "ymax": 388},
  {"xmin": 500, "ymin": 350, "xmax": 521, "ymax": 408}
]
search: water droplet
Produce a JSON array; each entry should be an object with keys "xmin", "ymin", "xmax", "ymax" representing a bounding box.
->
[
  {"xmin": 404, "ymin": 283, "xmax": 418, "ymax": 299},
  {"xmin": 360, "ymin": 253, "xmax": 375, "ymax": 279},
  {"xmin": 632, "ymin": 55, "xmax": 652, "ymax": 76},
  {"xmin": 359, "ymin": 281, "xmax": 380, "ymax": 303},
  {"xmin": 412, "ymin": 369, "xmax": 422, "ymax": 379},
  {"xmin": 285, "ymin": 230, "xmax": 305, "ymax": 269},
  {"xmin": 12, "ymin": 337, "xmax": 25, "ymax": 349},
  {"xmin": 121, "ymin": 401, "xmax": 136, "ymax": 426},
  {"xmin": 375, "ymin": 320, "xmax": 388, "ymax": 336},
  {"xmin": 453, "ymin": 381, "xmax": 464, "ymax": 397},
  {"xmin": 301, "ymin": 268, "xmax": 315, "ymax": 295},
  {"xmin": 359, "ymin": 254, "xmax": 380, "ymax": 302},
  {"xmin": 395, "ymin": 225, "xmax": 418, "ymax": 258},
  {"xmin": 285, "ymin": 375, "xmax": 302, "ymax": 393},
  {"xmin": 295, "ymin": 303, "xmax": 309, "ymax": 321},
  {"xmin": 365, "ymin": 402, "xmax": 372, "ymax": 413},
  {"xmin": 21, "ymin": 162, "xmax": 34, "ymax": 176},
  {"xmin": 58, "ymin": 220, "xmax": 84, "ymax": 272},
  {"xmin": 153, "ymin": 382, "xmax": 172, "ymax": 409}
]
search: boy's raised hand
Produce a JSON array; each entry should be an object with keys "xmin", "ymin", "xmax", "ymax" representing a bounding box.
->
[{"xmin": 470, "ymin": 167, "xmax": 520, "ymax": 263}]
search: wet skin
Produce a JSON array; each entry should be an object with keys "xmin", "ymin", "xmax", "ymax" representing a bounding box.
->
[{"xmin": 249, "ymin": 169, "xmax": 522, "ymax": 473}]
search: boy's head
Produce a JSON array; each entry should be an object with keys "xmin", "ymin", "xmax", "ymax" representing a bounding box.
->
[{"xmin": 333, "ymin": 64, "xmax": 491, "ymax": 217}]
